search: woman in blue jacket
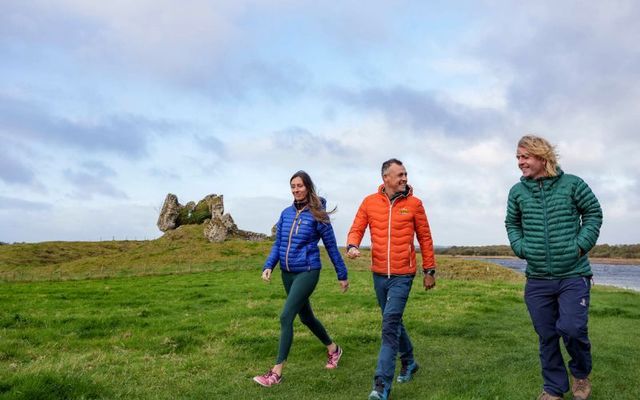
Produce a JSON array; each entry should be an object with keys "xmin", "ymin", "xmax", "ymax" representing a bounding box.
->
[{"xmin": 253, "ymin": 170, "xmax": 350, "ymax": 387}]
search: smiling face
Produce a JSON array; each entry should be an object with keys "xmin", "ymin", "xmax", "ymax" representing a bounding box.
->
[
  {"xmin": 290, "ymin": 177, "xmax": 308, "ymax": 202},
  {"xmin": 382, "ymin": 162, "xmax": 408, "ymax": 197},
  {"xmin": 517, "ymin": 146, "xmax": 547, "ymax": 179}
]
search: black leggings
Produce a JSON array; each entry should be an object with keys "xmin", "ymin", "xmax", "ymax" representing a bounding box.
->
[{"xmin": 276, "ymin": 270, "xmax": 332, "ymax": 364}]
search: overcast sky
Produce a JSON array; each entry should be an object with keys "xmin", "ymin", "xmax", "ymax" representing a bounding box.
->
[{"xmin": 1, "ymin": 1, "xmax": 638, "ymax": 246}]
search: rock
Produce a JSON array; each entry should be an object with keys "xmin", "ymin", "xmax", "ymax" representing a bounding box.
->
[
  {"xmin": 203, "ymin": 213, "xmax": 238, "ymax": 243},
  {"xmin": 158, "ymin": 192, "xmax": 269, "ymax": 243},
  {"xmin": 237, "ymin": 229, "xmax": 270, "ymax": 241},
  {"xmin": 157, "ymin": 194, "xmax": 181, "ymax": 232},
  {"xmin": 203, "ymin": 194, "xmax": 224, "ymax": 218},
  {"xmin": 184, "ymin": 201, "xmax": 196, "ymax": 215},
  {"xmin": 203, "ymin": 218, "xmax": 228, "ymax": 242}
]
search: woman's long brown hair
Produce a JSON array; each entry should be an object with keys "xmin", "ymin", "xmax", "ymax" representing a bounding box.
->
[{"xmin": 290, "ymin": 170, "xmax": 336, "ymax": 223}]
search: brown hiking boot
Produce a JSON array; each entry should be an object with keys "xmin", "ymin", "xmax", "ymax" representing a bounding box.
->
[
  {"xmin": 572, "ymin": 377, "xmax": 591, "ymax": 400},
  {"xmin": 537, "ymin": 391, "xmax": 563, "ymax": 400}
]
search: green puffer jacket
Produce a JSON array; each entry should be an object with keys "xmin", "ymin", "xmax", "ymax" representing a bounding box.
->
[{"xmin": 505, "ymin": 168, "xmax": 603, "ymax": 279}]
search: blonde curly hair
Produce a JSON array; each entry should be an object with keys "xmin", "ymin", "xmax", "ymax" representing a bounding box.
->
[{"xmin": 517, "ymin": 134, "xmax": 560, "ymax": 177}]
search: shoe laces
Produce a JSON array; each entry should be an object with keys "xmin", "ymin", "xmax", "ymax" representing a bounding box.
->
[
  {"xmin": 263, "ymin": 370, "xmax": 279, "ymax": 382},
  {"xmin": 327, "ymin": 347, "xmax": 340, "ymax": 365}
]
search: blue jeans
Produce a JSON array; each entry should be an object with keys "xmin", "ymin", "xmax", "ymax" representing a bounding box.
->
[
  {"xmin": 525, "ymin": 277, "xmax": 592, "ymax": 396},
  {"xmin": 373, "ymin": 273, "xmax": 415, "ymax": 388}
]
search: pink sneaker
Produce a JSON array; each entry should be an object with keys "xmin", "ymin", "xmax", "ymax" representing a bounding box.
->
[
  {"xmin": 253, "ymin": 369, "xmax": 282, "ymax": 387},
  {"xmin": 325, "ymin": 345, "xmax": 343, "ymax": 369}
]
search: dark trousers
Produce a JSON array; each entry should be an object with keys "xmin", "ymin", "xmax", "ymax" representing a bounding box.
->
[
  {"xmin": 276, "ymin": 270, "xmax": 332, "ymax": 364},
  {"xmin": 373, "ymin": 273, "xmax": 415, "ymax": 388},
  {"xmin": 524, "ymin": 277, "xmax": 592, "ymax": 396}
]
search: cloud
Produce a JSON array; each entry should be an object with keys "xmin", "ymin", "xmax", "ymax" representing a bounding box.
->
[
  {"xmin": 0, "ymin": 202, "xmax": 159, "ymax": 243},
  {"xmin": 0, "ymin": 151, "xmax": 36, "ymax": 185},
  {"xmin": 80, "ymin": 160, "xmax": 117, "ymax": 177},
  {"xmin": 272, "ymin": 126, "xmax": 351, "ymax": 157},
  {"xmin": 148, "ymin": 168, "xmax": 181, "ymax": 181},
  {"xmin": 331, "ymin": 85, "xmax": 505, "ymax": 136},
  {"xmin": 0, "ymin": 1, "xmax": 638, "ymax": 246},
  {"xmin": 473, "ymin": 2, "xmax": 640, "ymax": 123},
  {"xmin": 0, "ymin": 93, "xmax": 172, "ymax": 158},
  {"xmin": 0, "ymin": 196, "xmax": 51, "ymax": 211},
  {"xmin": 63, "ymin": 168, "xmax": 128, "ymax": 199},
  {"xmin": 194, "ymin": 135, "xmax": 226, "ymax": 157},
  {"xmin": 0, "ymin": 0, "xmax": 241, "ymax": 74}
]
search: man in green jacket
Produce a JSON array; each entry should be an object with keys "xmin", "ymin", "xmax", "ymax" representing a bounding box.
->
[{"xmin": 505, "ymin": 135, "xmax": 603, "ymax": 400}]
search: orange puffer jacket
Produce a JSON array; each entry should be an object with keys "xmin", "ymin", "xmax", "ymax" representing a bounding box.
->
[{"xmin": 347, "ymin": 185, "xmax": 435, "ymax": 276}]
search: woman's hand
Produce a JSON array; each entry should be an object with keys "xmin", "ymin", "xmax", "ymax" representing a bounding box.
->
[
  {"xmin": 261, "ymin": 268, "xmax": 272, "ymax": 282},
  {"xmin": 339, "ymin": 279, "xmax": 350, "ymax": 293}
]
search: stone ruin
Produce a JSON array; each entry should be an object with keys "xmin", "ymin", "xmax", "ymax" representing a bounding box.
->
[{"xmin": 157, "ymin": 193, "xmax": 269, "ymax": 242}]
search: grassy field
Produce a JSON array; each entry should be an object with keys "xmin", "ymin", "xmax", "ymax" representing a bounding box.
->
[
  {"xmin": 1, "ymin": 231, "xmax": 639, "ymax": 399},
  {"xmin": 0, "ymin": 225, "xmax": 273, "ymax": 282}
]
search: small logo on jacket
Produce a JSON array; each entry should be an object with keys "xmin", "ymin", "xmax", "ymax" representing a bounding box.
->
[
  {"xmin": 580, "ymin": 298, "xmax": 587, "ymax": 307},
  {"xmin": 398, "ymin": 208, "xmax": 409, "ymax": 215}
]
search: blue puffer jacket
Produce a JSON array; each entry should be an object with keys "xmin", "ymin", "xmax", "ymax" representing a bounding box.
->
[{"xmin": 263, "ymin": 199, "xmax": 348, "ymax": 281}]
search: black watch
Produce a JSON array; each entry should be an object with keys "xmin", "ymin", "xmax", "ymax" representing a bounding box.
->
[{"xmin": 424, "ymin": 269, "xmax": 436, "ymax": 276}]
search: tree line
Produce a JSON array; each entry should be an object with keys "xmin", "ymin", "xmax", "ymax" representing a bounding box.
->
[{"xmin": 435, "ymin": 244, "xmax": 640, "ymax": 259}]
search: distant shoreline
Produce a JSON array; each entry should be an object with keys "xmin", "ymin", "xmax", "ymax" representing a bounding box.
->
[{"xmin": 455, "ymin": 255, "xmax": 640, "ymax": 266}]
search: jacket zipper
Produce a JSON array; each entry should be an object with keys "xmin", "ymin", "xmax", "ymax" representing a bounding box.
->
[
  {"xmin": 295, "ymin": 218, "xmax": 302, "ymax": 235},
  {"xmin": 539, "ymin": 181, "xmax": 551, "ymax": 275},
  {"xmin": 386, "ymin": 196, "xmax": 399, "ymax": 278},
  {"xmin": 285, "ymin": 209, "xmax": 302, "ymax": 271}
]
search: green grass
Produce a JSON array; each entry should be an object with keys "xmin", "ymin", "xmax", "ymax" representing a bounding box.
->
[
  {"xmin": 1, "ymin": 231, "xmax": 638, "ymax": 398},
  {"xmin": 0, "ymin": 225, "xmax": 273, "ymax": 282},
  {"xmin": 1, "ymin": 266, "xmax": 639, "ymax": 399},
  {"xmin": 0, "ymin": 225, "xmax": 522, "ymax": 284}
]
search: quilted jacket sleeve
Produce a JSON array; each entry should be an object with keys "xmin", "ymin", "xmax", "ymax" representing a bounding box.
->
[
  {"xmin": 347, "ymin": 198, "xmax": 369, "ymax": 248},
  {"xmin": 263, "ymin": 212, "xmax": 283, "ymax": 270},
  {"xmin": 505, "ymin": 184, "xmax": 525, "ymax": 259},
  {"xmin": 574, "ymin": 178, "xmax": 603, "ymax": 253},
  {"xmin": 318, "ymin": 222, "xmax": 348, "ymax": 281},
  {"xmin": 414, "ymin": 199, "xmax": 436, "ymax": 268}
]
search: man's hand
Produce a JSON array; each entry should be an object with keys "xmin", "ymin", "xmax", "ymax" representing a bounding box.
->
[
  {"xmin": 261, "ymin": 268, "xmax": 272, "ymax": 282},
  {"xmin": 423, "ymin": 274, "xmax": 436, "ymax": 290},
  {"xmin": 347, "ymin": 247, "xmax": 361, "ymax": 259},
  {"xmin": 339, "ymin": 279, "xmax": 350, "ymax": 293}
]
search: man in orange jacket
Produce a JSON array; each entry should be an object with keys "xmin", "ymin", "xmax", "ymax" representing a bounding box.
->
[{"xmin": 347, "ymin": 158, "xmax": 436, "ymax": 400}]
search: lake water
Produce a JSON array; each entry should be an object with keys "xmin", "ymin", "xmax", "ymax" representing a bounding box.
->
[{"xmin": 479, "ymin": 258, "xmax": 640, "ymax": 292}]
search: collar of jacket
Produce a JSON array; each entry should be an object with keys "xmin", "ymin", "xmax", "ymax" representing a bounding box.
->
[
  {"xmin": 293, "ymin": 200, "xmax": 309, "ymax": 211},
  {"xmin": 377, "ymin": 184, "xmax": 412, "ymax": 200},
  {"xmin": 520, "ymin": 167, "xmax": 564, "ymax": 190}
]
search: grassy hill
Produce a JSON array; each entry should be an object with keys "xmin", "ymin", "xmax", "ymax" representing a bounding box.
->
[
  {"xmin": 0, "ymin": 225, "xmax": 522, "ymax": 283},
  {"xmin": 0, "ymin": 225, "xmax": 273, "ymax": 282}
]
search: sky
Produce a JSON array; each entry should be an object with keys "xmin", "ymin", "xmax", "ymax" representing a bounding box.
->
[{"xmin": 1, "ymin": 0, "xmax": 639, "ymax": 246}]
